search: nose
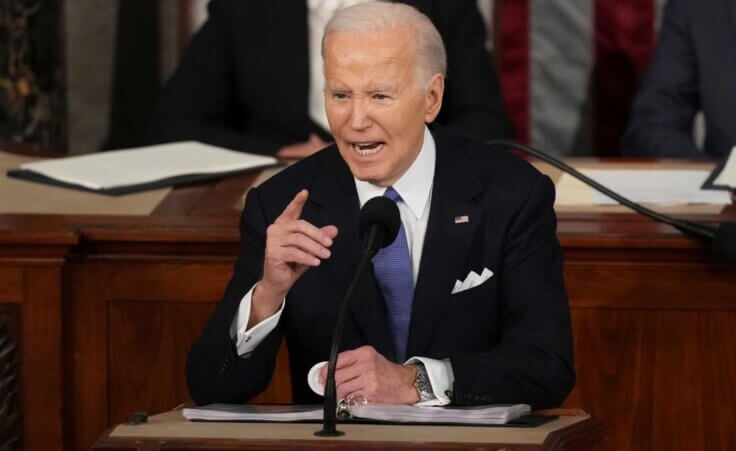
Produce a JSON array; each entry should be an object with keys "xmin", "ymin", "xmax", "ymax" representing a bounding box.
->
[{"xmin": 349, "ymin": 98, "xmax": 372, "ymax": 130}]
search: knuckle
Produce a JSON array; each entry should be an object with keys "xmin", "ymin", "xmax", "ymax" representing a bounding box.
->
[
  {"xmin": 296, "ymin": 234, "xmax": 310, "ymax": 248},
  {"xmin": 266, "ymin": 224, "xmax": 283, "ymax": 239}
]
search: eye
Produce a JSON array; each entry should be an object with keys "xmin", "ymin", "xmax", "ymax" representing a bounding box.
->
[
  {"xmin": 372, "ymin": 93, "xmax": 389, "ymax": 100},
  {"xmin": 332, "ymin": 92, "xmax": 348, "ymax": 100}
]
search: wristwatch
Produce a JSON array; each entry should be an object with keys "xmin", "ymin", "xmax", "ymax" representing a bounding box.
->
[{"xmin": 413, "ymin": 363, "xmax": 435, "ymax": 403}]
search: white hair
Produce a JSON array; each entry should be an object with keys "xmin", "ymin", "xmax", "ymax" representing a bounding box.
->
[{"xmin": 322, "ymin": 1, "xmax": 447, "ymax": 86}]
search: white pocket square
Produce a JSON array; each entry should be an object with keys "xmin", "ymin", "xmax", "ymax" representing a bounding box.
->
[{"xmin": 451, "ymin": 267, "xmax": 494, "ymax": 294}]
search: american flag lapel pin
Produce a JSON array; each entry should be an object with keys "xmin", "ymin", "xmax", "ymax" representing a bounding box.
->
[{"xmin": 454, "ymin": 215, "xmax": 469, "ymax": 224}]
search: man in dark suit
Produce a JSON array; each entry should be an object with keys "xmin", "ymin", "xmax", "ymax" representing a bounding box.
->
[
  {"xmin": 622, "ymin": 0, "xmax": 736, "ymax": 158},
  {"xmin": 150, "ymin": 0, "xmax": 512, "ymax": 158},
  {"xmin": 187, "ymin": 2, "xmax": 573, "ymax": 409}
]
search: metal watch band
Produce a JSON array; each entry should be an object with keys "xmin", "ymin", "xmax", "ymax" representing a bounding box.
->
[{"xmin": 413, "ymin": 363, "xmax": 435, "ymax": 403}]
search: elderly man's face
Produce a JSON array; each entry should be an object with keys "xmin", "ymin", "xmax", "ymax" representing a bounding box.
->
[{"xmin": 323, "ymin": 29, "xmax": 443, "ymax": 187}]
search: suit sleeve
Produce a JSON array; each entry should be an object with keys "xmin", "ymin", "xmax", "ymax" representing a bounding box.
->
[
  {"xmin": 186, "ymin": 187, "xmax": 283, "ymax": 405},
  {"xmin": 432, "ymin": 1, "xmax": 513, "ymax": 141},
  {"xmin": 449, "ymin": 175, "xmax": 575, "ymax": 409},
  {"xmin": 149, "ymin": 0, "xmax": 282, "ymax": 155},
  {"xmin": 621, "ymin": 0, "xmax": 702, "ymax": 158}
]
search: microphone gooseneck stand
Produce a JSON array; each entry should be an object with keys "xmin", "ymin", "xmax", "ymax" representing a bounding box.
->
[
  {"xmin": 315, "ymin": 222, "xmax": 388, "ymax": 436},
  {"xmin": 490, "ymin": 140, "xmax": 736, "ymax": 263},
  {"xmin": 488, "ymin": 140, "xmax": 719, "ymax": 240}
]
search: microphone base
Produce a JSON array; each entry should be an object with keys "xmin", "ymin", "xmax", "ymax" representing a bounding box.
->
[{"xmin": 314, "ymin": 428, "xmax": 345, "ymax": 437}]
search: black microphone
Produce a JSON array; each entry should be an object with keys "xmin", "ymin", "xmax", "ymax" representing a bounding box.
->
[
  {"xmin": 488, "ymin": 140, "xmax": 736, "ymax": 263},
  {"xmin": 358, "ymin": 195, "xmax": 402, "ymax": 256},
  {"xmin": 316, "ymin": 196, "xmax": 400, "ymax": 437}
]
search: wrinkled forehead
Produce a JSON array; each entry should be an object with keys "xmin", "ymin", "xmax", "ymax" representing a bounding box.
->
[
  {"xmin": 323, "ymin": 30, "xmax": 418, "ymax": 80},
  {"xmin": 325, "ymin": 29, "xmax": 416, "ymax": 62}
]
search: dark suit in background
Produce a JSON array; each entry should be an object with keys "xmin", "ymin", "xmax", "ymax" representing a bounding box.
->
[
  {"xmin": 622, "ymin": 0, "xmax": 736, "ymax": 158},
  {"xmin": 150, "ymin": 0, "xmax": 513, "ymax": 155},
  {"xmin": 186, "ymin": 131, "xmax": 575, "ymax": 409}
]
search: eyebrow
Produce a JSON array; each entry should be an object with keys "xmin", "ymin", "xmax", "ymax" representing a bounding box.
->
[
  {"xmin": 325, "ymin": 83, "xmax": 397, "ymax": 93},
  {"xmin": 367, "ymin": 85, "xmax": 394, "ymax": 92}
]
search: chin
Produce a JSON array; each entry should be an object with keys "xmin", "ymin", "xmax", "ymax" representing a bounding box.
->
[{"xmin": 351, "ymin": 168, "xmax": 385, "ymax": 185}]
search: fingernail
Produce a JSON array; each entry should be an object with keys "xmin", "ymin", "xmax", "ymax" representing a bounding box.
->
[{"xmin": 324, "ymin": 237, "xmax": 333, "ymax": 246}]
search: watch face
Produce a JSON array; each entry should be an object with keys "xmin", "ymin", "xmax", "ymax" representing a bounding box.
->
[{"xmin": 414, "ymin": 366, "xmax": 434, "ymax": 402}]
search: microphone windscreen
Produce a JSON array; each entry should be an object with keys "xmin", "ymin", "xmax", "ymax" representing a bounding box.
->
[
  {"xmin": 712, "ymin": 223, "xmax": 736, "ymax": 263},
  {"xmin": 358, "ymin": 196, "xmax": 400, "ymax": 250}
]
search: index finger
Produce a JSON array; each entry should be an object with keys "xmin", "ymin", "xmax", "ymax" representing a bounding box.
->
[{"xmin": 274, "ymin": 189, "xmax": 308, "ymax": 224}]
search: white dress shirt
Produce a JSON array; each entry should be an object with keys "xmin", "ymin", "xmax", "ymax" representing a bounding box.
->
[
  {"xmin": 307, "ymin": 0, "xmax": 367, "ymax": 133},
  {"xmin": 230, "ymin": 127, "xmax": 453, "ymax": 406}
]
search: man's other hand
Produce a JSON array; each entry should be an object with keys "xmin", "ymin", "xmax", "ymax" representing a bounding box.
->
[
  {"xmin": 250, "ymin": 189, "xmax": 338, "ymax": 327},
  {"xmin": 319, "ymin": 345, "xmax": 420, "ymax": 404},
  {"xmin": 276, "ymin": 134, "xmax": 330, "ymax": 160}
]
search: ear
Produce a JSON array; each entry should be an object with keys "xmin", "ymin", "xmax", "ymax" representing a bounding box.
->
[{"xmin": 423, "ymin": 73, "xmax": 445, "ymax": 123}]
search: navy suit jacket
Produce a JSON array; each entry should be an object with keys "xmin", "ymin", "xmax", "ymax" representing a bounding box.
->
[
  {"xmin": 186, "ymin": 131, "xmax": 575, "ymax": 409},
  {"xmin": 150, "ymin": 0, "xmax": 512, "ymax": 155},
  {"xmin": 622, "ymin": 0, "xmax": 736, "ymax": 158}
]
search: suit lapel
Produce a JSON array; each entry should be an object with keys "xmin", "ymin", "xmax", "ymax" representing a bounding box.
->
[
  {"xmin": 407, "ymin": 134, "xmax": 484, "ymax": 358},
  {"xmin": 308, "ymin": 149, "xmax": 395, "ymax": 358}
]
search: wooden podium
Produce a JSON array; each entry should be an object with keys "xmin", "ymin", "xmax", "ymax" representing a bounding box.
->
[
  {"xmin": 1, "ymin": 152, "xmax": 735, "ymax": 450},
  {"xmin": 92, "ymin": 410, "xmax": 604, "ymax": 450}
]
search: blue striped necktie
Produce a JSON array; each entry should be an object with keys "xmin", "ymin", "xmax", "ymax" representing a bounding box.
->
[{"xmin": 372, "ymin": 187, "xmax": 414, "ymax": 362}]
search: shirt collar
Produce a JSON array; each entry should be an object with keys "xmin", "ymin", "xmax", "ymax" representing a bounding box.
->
[{"xmin": 354, "ymin": 126, "xmax": 436, "ymax": 221}]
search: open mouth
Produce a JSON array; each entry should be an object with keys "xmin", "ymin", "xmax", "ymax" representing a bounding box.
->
[{"xmin": 351, "ymin": 141, "xmax": 385, "ymax": 157}]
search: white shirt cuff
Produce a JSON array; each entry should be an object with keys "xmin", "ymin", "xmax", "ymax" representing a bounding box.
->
[
  {"xmin": 405, "ymin": 356, "xmax": 454, "ymax": 406},
  {"xmin": 229, "ymin": 283, "xmax": 285, "ymax": 356}
]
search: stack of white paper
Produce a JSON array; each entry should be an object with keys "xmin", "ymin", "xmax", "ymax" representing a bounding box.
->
[
  {"xmin": 9, "ymin": 141, "xmax": 278, "ymax": 194},
  {"xmin": 183, "ymin": 402, "xmax": 531, "ymax": 425},
  {"xmin": 184, "ymin": 404, "xmax": 322, "ymax": 422},
  {"xmin": 348, "ymin": 403, "xmax": 531, "ymax": 424}
]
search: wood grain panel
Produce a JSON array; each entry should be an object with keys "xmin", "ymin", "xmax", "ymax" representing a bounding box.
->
[
  {"xmin": 106, "ymin": 299, "xmax": 292, "ymax": 423},
  {"xmin": 565, "ymin": 309, "xmax": 736, "ymax": 451},
  {"xmin": 22, "ymin": 266, "xmax": 63, "ymax": 450},
  {"xmin": 0, "ymin": 267, "xmax": 22, "ymax": 302},
  {"xmin": 99, "ymin": 261, "xmax": 235, "ymax": 302},
  {"xmin": 66, "ymin": 262, "xmax": 110, "ymax": 451},
  {"xmin": 565, "ymin": 262, "xmax": 736, "ymax": 309},
  {"xmin": 107, "ymin": 300, "xmax": 216, "ymax": 426},
  {"xmin": 68, "ymin": 259, "xmax": 239, "ymax": 450}
]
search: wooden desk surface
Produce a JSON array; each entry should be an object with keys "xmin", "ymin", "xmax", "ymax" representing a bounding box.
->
[
  {"xmin": 94, "ymin": 410, "xmax": 604, "ymax": 450},
  {"xmin": 1, "ymin": 158, "xmax": 734, "ymax": 450}
]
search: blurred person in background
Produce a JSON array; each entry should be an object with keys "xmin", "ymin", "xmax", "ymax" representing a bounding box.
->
[
  {"xmin": 622, "ymin": 0, "xmax": 736, "ymax": 159},
  {"xmin": 150, "ymin": 0, "xmax": 512, "ymax": 158}
]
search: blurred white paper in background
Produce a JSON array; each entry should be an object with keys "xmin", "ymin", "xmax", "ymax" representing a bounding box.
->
[
  {"xmin": 557, "ymin": 169, "xmax": 732, "ymax": 206},
  {"xmin": 712, "ymin": 147, "xmax": 736, "ymax": 190}
]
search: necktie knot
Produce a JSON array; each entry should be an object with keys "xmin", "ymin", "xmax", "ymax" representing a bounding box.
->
[{"xmin": 383, "ymin": 187, "xmax": 401, "ymax": 202}]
